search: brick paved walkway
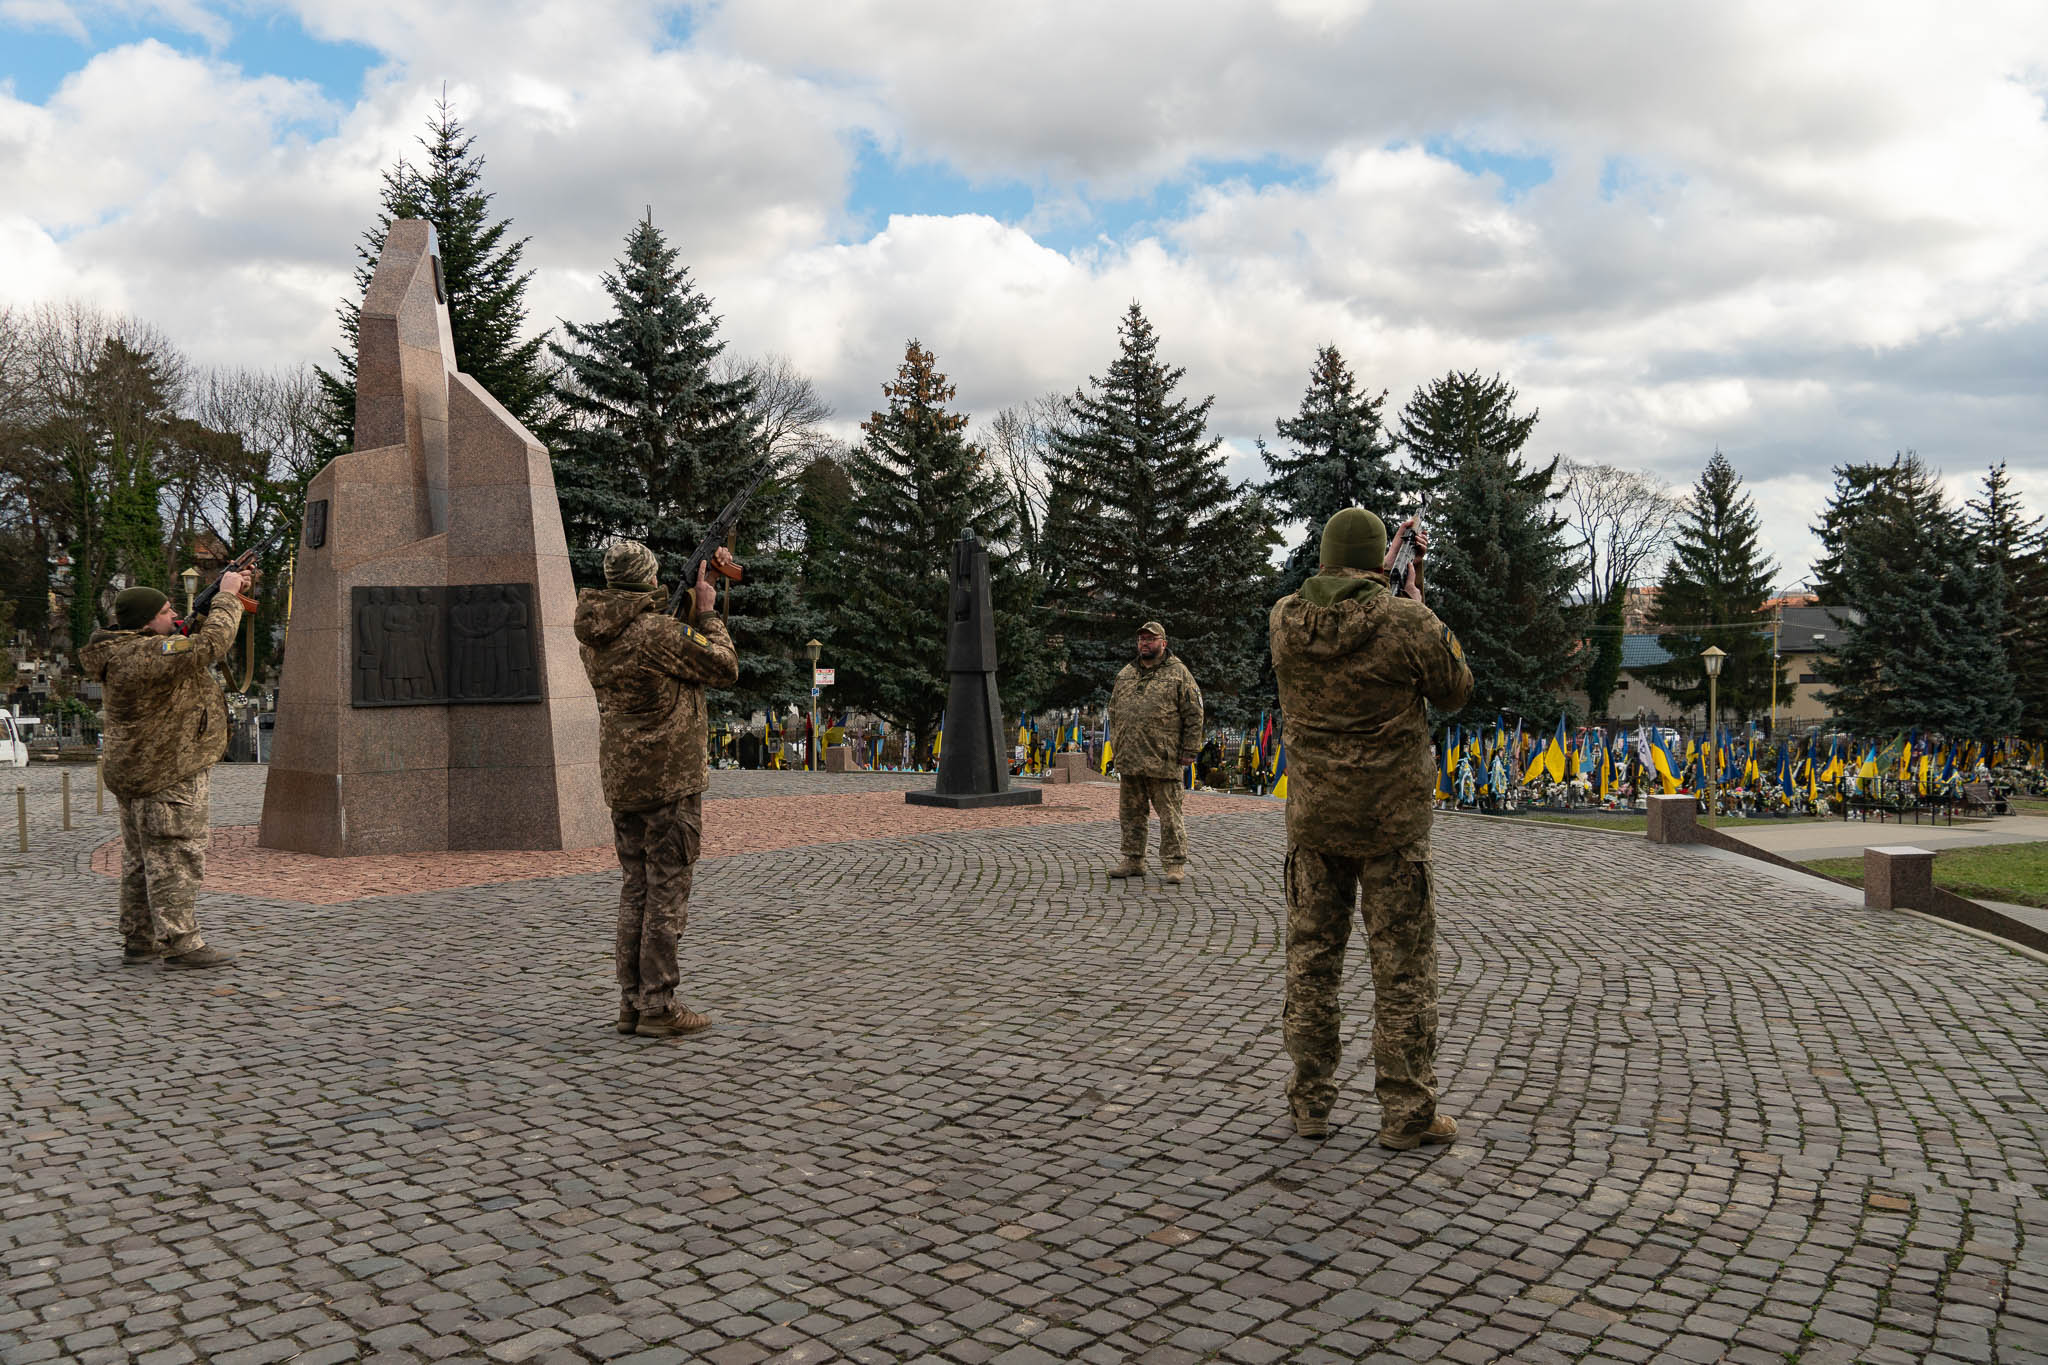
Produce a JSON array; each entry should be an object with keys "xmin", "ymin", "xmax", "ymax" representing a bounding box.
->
[{"xmin": 3, "ymin": 764, "xmax": 2045, "ymax": 1365}]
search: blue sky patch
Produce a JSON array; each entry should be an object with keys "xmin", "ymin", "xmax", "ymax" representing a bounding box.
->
[
  {"xmin": 843, "ymin": 139, "xmax": 1319, "ymax": 254},
  {"xmin": 0, "ymin": 9, "xmax": 379, "ymax": 108},
  {"xmin": 1425, "ymin": 138, "xmax": 1553, "ymax": 199}
]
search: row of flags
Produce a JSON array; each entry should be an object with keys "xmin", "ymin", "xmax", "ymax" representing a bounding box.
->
[{"xmin": 1438, "ymin": 715, "xmax": 2048, "ymax": 801}]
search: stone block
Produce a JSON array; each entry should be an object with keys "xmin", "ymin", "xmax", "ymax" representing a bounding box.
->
[
  {"xmin": 1645, "ymin": 794, "xmax": 1698, "ymax": 844},
  {"xmin": 1864, "ymin": 845, "xmax": 1935, "ymax": 911},
  {"xmin": 1051, "ymin": 752, "xmax": 1093, "ymax": 782},
  {"xmin": 448, "ymin": 766, "xmax": 562, "ymax": 850},
  {"xmin": 824, "ymin": 746, "xmax": 851, "ymax": 773},
  {"xmin": 1041, "ymin": 768, "xmax": 1072, "ymax": 785}
]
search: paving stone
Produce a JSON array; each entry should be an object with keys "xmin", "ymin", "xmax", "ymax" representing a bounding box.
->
[{"xmin": 2, "ymin": 766, "xmax": 2043, "ymax": 1365}]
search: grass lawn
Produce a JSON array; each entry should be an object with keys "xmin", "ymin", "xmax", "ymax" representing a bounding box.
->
[
  {"xmin": 2010, "ymin": 796, "xmax": 2048, "ymax": 817},
  {"xmin": 1808, "ymin": 840, "xmax": 2048, "ymax": 909}
]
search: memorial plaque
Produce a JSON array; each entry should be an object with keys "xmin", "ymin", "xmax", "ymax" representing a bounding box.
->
[
  {"xmin": 349, "ymin": 583, "xmax": 540, "ymax": 707},
  {"xmin": 304, "ymin": 499, "xmax": 328, "ymax": 549}
]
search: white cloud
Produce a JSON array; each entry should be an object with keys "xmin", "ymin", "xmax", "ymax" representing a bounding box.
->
[{"xmin": 2, "ymin": 0, "xmax": 2045, "ymax": 589}]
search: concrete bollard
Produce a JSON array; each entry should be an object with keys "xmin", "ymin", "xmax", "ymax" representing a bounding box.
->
[
  {"xmin": 61, "ymin": 770, "xmax": 71, "ymax": 830},
  {"xmin": 1645, "ymin": 794, "xmax": 1699, "ymax": 844},
  {"xmin": 1864, "ymin": 845, "xmax": 1935, "ymax": 911},
  {"xmin": 14, "ymin": 785, "xmax": 24, "ymax": 854}
]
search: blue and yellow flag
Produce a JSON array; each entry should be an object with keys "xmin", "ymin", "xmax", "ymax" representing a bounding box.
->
[{"xmin": 1271, "ymin": 742, "xmax": 1289, "ymax": 800}]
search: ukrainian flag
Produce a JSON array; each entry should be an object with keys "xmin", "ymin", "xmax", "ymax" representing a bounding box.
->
[
  {"xmin": 1271, "ymin": 742, "xmax": 1289, "ymax": 800},
  {"xmin": 1649, "ymin": 731, "xmax": 1682, "ymax": 794}
]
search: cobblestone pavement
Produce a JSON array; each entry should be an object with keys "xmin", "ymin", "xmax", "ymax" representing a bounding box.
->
[{"xmin": 4, "ymin": 764, "xmax": 2046, "ymax": 1365}]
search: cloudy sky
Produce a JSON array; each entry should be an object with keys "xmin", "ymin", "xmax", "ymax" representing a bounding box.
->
[{"xmin": 5, "ymin": 0, "xmax": 2045, "ymax": 587}]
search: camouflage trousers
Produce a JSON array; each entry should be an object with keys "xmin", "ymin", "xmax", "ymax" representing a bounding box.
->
[
  {"xmin": 1283, "ymin": 845, "xmax": 1439, "ymax": 1137},
  {"xmin": 1118, "ymin": 775, "xmax": 1187, "ymax": 864},
  {"xmin": 612, "ymin": 793, "xmax": 703, "ymax": 1015},
  {"xmin": 115, "ymin": 772, "xmax": 210, "ymax": 955}
]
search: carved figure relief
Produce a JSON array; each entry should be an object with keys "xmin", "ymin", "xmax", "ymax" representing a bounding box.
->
[
  {"xmin": 350, "ymin": 584, "xmax": 541, "ymax": 707},
  {"xmin": 304, "ymin": 499, "xmax": 329, "ymax": 549}
]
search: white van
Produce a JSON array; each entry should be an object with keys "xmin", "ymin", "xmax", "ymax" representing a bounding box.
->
[{"xmin": 0, "ymin": 710, "xmax": 32, "ymax": 767}]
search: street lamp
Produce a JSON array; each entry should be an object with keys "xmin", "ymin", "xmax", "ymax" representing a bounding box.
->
[
  {"xmin": 806, "ymin": 639, "xmax": 823, "ymax": 772},
  {"xmin": 179, "ymin": 565, "xmax": 200, "ymax": 615},
  {"xmin": 1700, "ymin": 646, "xmax": 1726, "ymax": 826}
]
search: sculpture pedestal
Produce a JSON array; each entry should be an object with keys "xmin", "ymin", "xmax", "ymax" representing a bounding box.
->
[{"xmin": 906, "ymin": 787, "xmax": 1043, "ymax": 810}]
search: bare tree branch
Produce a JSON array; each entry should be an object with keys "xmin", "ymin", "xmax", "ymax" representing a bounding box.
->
[{"xmin": 1560, "ymin": 458, "xmax": 1681, "ymax": 604}]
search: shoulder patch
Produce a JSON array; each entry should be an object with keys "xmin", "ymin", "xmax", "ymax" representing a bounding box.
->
[
  {"xmin": 685, "ymin": 627, "xmax": 712, "ymax": 649},
  {"xmin": 161, "ymin": 637, "xmax": 192, "ymax": 654},
  {"xmin": 1441, "ymin": 624, "xmax": 1463, "ymax": 661}
]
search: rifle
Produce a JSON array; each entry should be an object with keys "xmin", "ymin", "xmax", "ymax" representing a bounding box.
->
[
  {"xmin": 1385, "ymin": 495, "xmax": 1431, "ymax": 601},
  {"xmin": 186, "ymin": 520, "xmax": 292, "ymax": 628},
  {"xmin": 663, "ymin": 460, "xmax": 773, "ymax": 619}
]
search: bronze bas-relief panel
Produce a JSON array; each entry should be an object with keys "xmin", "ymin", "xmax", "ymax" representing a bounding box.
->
[{"xmin": 350, "ymin": 583, "xmax": 542, "ymax": 707}]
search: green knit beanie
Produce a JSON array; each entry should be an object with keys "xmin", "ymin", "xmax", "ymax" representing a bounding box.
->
[
  {"xmin": 114, "ymin": 586, "xmax": 169, "ymax": 630},
  {"xmin": 1319, "ymin": 508, "xmax": 1387, "ymax": 573}
]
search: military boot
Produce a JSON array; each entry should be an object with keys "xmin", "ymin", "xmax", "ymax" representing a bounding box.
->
[
  {"xmin": 121, "ymin": 943, "xmax": 163, "ymax": 966},
  {"xmin": 616, "ymin": 1004, "xmax": 639, "ymax": 1034},
  {"xmin": 636, "ymin": 1007, "xmax": 712, "ymax": 1038},
  {"xmin": 1106, "ymin": 856, "xmax": 1145, "ymax": 879},
  {"xmin": 1163, "ymin": 864, "xmax": 1186, "ymax": 885},
  {"xmin": 1292, "ymin": 1110, "xmax": 1331, "ymax": 1140},
  {"xmin": 1378, "ymin": 1112, "xmax": 1457, "ymax": 1151},
  {"xmin": 163, "ymin": 945, "xmax": 235, "ymax": 971}
]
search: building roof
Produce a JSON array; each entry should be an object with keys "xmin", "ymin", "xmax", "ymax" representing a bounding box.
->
[
  {"xmin": 1619, "ymin": 634, "xmax": 1673, "ymax": 670},
  {"xmin": 1777, "ymin": 605, "xmax": 1859, "ymax": 653}
]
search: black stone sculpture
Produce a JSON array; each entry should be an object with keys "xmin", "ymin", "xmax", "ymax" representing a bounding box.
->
[
  {"xmin": 349, "ymin": 583, "xmax": 542, "ymax": 707},
  {"xmin": 906, "ymin": 533, "xmax": 1043, "ymax": 810}
]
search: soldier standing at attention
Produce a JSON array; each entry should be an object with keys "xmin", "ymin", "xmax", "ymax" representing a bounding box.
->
[
  {"xmin": 574, "ymin": 539, "xmax": 739, "ymax": 1039},
  {"xmin": 1269, "ymin": 509, "xmax": 1472, "ymax": 1147},
  {"xmin": 1105, "ymin": 621, "xmax": 1203, "ymax": 885},
  {"xmin": 81, "ymin": 574, "xmax": 248, "ymax": 969}
]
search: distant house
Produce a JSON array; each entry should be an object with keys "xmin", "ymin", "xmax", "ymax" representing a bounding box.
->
[{"xmin": 1581, "ymin": 600, "xmax": 1859, "ymax": 729}]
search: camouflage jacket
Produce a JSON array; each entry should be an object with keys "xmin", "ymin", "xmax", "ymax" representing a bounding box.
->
[
  {"xmin": 1108, "ymin": 654, "xmax": 1203, "ymax": 778},
  {"xmin": 574, "ymin": 588, "xmax": 739, "ymax": 812},
  {"xmin": 1269, "ymin": 569, "xmax": 1473, "ymax": 859},
  {"xmin": 81, "ymin": 597, "xmax": 244, "ymax": 800}
]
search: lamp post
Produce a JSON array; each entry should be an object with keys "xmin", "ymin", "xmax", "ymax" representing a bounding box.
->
[
  {"xmin": 1700, "ymin": 646, "xmax": 1726, "ymax": 826},
  {"xmin": 806, "ymin": 639, "xmax": 822, "ymax": 772},
  {"xmin": 179, "ymin": 565, "xmax": 200, "ymax": 616}
]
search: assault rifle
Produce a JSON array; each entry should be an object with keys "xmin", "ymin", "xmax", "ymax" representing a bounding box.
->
[
  {"xmin": 1385, "ymin": 495, "xmax": 1431, "ymax": 602},
  {"xmin": 663, "ymin": 460, "xmax": 774, "ymax": 619},
  {"xmin": 185, "ymin": 520, "xmax": 292, "ymax": 629}
]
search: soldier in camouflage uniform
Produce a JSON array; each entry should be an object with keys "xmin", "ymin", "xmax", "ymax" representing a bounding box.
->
[
  {"xmin": 1269, "ymin": 509, "xmax": 1473, "ymax": 1148},
  {"xmin": 575, "ymin": 540, "xmax": 740, "ymax": 1039},
  {"xmin": 1105, "ymin": 621, "xmax": 1204, "ymax": 884},
  {"xmin": 80, "ymin": 577, "xmax": 249, "ymax": 969}
]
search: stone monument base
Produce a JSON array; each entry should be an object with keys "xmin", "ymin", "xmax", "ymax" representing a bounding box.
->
[{"xmin": 906, "ymin": 787, "xmax": 1045, "ymax": 810}]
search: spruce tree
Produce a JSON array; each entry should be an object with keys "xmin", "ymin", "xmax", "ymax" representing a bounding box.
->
[
  {"xmin": 824, "ymin": 341, "xmax": 1035, "ymax": 751},
  {"xmin": 1397, "ymin": 369, "xmax": 1541, "ymax": 485},
  {"xmin": 1637, "ymin": 451, "xmax": 1782, "ymax": 722},
  {"xmin": 314, "ymin": 98, "xmax": 549, "ymax": 459},
  {"xmin": 1966, "ymin": 462, "xmax": 2048, "ymax": 739},
  {"xmin": 1040, "ymin": 303, "xmax": 1275, "ymax": 720},
  {"xmin": 1582, "ymin": 587, "xmax": 1627, "ymax": 718},
  {"xmin": 1396, "ymin": 371, "xmax": 1581, "ymax": 724},
  {"xmin": 1812, "ymin": 452, "xmax": 2018, "ymax": 736},
  {"xmin": 548, "ymin": 214, "xmax": 811, "ymax": 716},
  {"xmin": 1260, "ymin": 345, "xmax": 1414, "ymax": 597}
]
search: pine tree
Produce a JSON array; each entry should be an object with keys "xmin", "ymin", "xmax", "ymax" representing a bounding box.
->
[
  {"xmin": 1396, "ymin": 371, "xmax": 1581, "ymax": 724},
  {"xmin": 824, "ymin": 341, "xmax": 1034, "ymax": 751},
  {"xmin": 1260, "ymin": 345, "xmax": 1414, "ymax": 597},
  {"xmin": 314, "ymin": 98, "xmax": 549, "ymax": 459},
  {"xmin": 1397, "ymin": 369, "xmax": 1541, "ymax": 486},
  {"xmin": 1964, "ymin": 461, "xmax": 2048, "ymax": 739},
  {"xmin": 548, "ymin": 214, "xmax": 812, "ymax": 715},
  {"xmin": 1040, "ymin": 303, "xmax": 1276, "ymax": 720},
  {"xmin": 1582, "ymin": 587, "xmax": 1627, "ymax": 718},
  {"xmin": 1812, "ymin": 452, "xmax": 2018, "ymax": 736},
  {"xmin": 1636, "ymin": 451, "xmax": 1782, "ymax": 722}
]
